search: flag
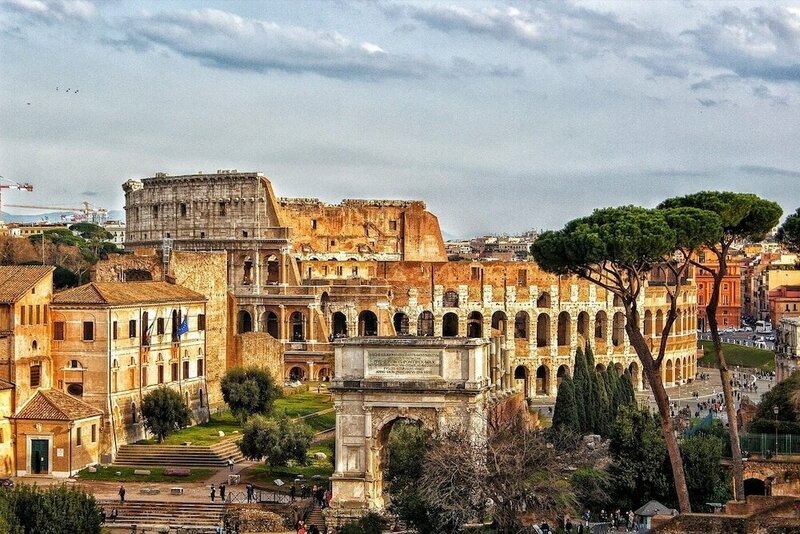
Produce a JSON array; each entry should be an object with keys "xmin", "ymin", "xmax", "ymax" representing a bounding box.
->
[
  {"xmin": 176, "ymin": 316, "xmax": 189, "ymax": 337},
  {"xmin": 144, "ymin": 311, "xmax": 157, "ymax": 345}
]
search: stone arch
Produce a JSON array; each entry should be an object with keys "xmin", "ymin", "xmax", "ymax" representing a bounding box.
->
[
  {"xmin": 317, "ymin": 367, "xmax": 331, "ymax": 381},
  {"xmin": 535, "ymin": 365, "xmax": 550, "ymax": 395},
  {"xmin": 612, "ymin": 312, "xmax": 625, "ymax": 347},
  {"xmin": 333, "ymin": 311, "xmax": 348, "ymax": 337},
  {"xmin": 644, "ymin": 310, "xmax": 653, "ymax": 336},
  {"xmin": 655, "ymin": 310, "xmax": 664, "ymax": 335},
  {"xmin": 393, "ymin": 312, "xmax": 410, "ymax": 335},
  {"xmin": 442, "ymin": 312, "xmax": 459, "ymax": 337},
  {"xmin": 514, "ymin": 365, "xmax": 530, "ymax": 397},
  {"xmin": 665, "ymin": 359, "xmax": 674, "ymax": 386},
  {"xmin": 744, "ymin": 478, "xmax": 766, "ymax": 496},
  {"xmin": 628, "ymin": 361, "xmax": 639, "ymax": 385},
  {"xmin": 417, "ymin": 311, "xmax": 434, "ymax": 336},
  {"xmin": 491, "ymin": 311, "xmax": 508, "ymax": 337},
  {"xmin": 289, "ymin": 365, "xmax": 306, "ymax": 380},
  {"xmin": 557, "ymin": 312, "xmax": 571, "ymax": 346},
  {"xmin": 577, "ymin": 311, "xmax": 590, "ymax": 340},
  {"xmin": 242, "ymin": 256, "xmax": 254, "ymax": 285},
  {"xmin": 290, "ymin": 311, "xmax": 305, "ymax": 341},
  {"xmin": 613, "ymin": 294, "xmax": 623, "ymax": 307},
  {"xmin": 595, "ymin": 311, "xmax": 607, "ymax": 341},
  {"xmin": 358, "ymin": 311, "xmax": 378, "ymax": 336},
  {"xmin": 467, "ymin": 312, "xmax": 483, "ymax": 338},
  {"xmin": 614, "ymin": 362, "xmax": 624, "ymax": 376},
  {"xmin": 537, "ymin": 291, "xmax": 551, "ymax": 308},
  {"xmin": 537, "ymin": 313, "xmax": 550, "ymax": 347},
  {"xmin": 443, "ymin": 290, "xmax": 459, "ymax": 308},
  {"xmin": 514, "ymin": 311, "xmax": 529, "ymax": 339},
  {"xmin": 237, "ymin": 309, "xmax": 253, "ymax": 334},
  {"xmin": 262, "ymin": 311, "xmax": 279, "ymax": 338},
  {"xmin": 374, "ymin": 416, "xmax": 430, "ymax": 508},
  {"xmin": 320, "ymin": 292, "xmax": 330, "ymax": 313},
  {"xmin": 557, "ymin": 364, "xmax": 570, "ymax": 386}
]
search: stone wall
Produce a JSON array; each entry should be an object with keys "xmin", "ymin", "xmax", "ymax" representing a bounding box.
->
[{"xmin": 231, "ymin": 332, "xmax": 284, "ymax": 384}]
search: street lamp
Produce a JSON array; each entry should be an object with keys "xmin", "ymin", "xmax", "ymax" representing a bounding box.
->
[{"xmin": 774, "ymin": 405, "xmax": 780, "ymax": 456}]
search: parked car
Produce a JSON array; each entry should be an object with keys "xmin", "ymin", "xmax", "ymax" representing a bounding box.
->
[{"xmin": 0, "ymin": 478, "xmax": 14, "ymax": 490}]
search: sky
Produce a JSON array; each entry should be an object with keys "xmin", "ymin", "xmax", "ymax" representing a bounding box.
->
[{"xmin": 1, "ymin": 0, "xmax": 799, "ymax": 238}]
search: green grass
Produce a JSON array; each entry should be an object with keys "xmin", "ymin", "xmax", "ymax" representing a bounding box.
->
[
  {"xmin": 137, "ymin": 410, "xmax": 242, "ymax": 446},
  {"xmin": 274, "ymin": 391, "xmax": 333, "ymax": 417},
  {"xmin": 246, "ymin": 438, "xmax": 335, "ymax": 490},
  {"xmin": 698, "ymin": 341, "xmax": 775, "ymax": 371},
  {"xmin": 76, "ymin": 465, "xmax": 215, "ymax": 483},
  {"xmin": 302, "ymin": 411, "xmax": 336, "ymax": 433}
]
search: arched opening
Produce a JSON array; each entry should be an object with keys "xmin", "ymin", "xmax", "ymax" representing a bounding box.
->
[
  {"xmin": 655, "ymin": 310, "xmax": 664, "ymax": 335},
  {"xmin": 242, "ymin": 256, "xmax": 253, "ymax": 285},
  {"xmin": 417, "ymin": 311, "xmax": 434, "ymax": 336},
  {"xmin": 537, "ymin": 313, "xmax": 550, "ymax": 347},
  {"xmin": 332, "ymin": 312, "xmax": 348, "ymax": 337},
  {"xmin": 290, "ymin": 311, "xmax": 305, "ymax": 341},
  {"xmin": 557, "ymin": 365, "xmax": 570, "ymax": 386},
  {"xmin": 491, "ymin": 311, "xmax": 507, "ymax": 337},
  {"xmin": 359, "ymin": 311, "xmax": 378, "ymax": 336},
  {"xmin": 537, "ymin": 292, "xmax": 551, "ymax": 308},
  {"xmin": 613, "ymin": 294, "xmax": 623, "ymax": 307},
  {"xmin": 514, "ymin": 365, "xmax": 529, "ymax": 397},
  {"xmin": 393, "ymin": 313, "xmax": 410, "ymax": 335},
  {"xmin": 67, "ymin": 383, "xmax": 83, "ymax": 396},
  {"xmin": 628, "ymin": 362, "xmax": 639, "ymax": 386},
  {"xmin": 32, "ymin": 340, "xmax": 38, "ymax": 351},
  {"xmin": 595, "ymin": 311, "xmax": 607, "ymax": 341},
  {"xmin": 320, "ymin": 292, "xmax": 330, "ymax": 314},
  {"xmin": 467, "ymin": 312, "xmax": 483, "ymax": 338},
  {"xmin": 644, "ymin": 310, "xmax": 653, "ymax": 336},
  {"xmin": 318, "ymin": 367, "xmax": 331, "ymax": 381},
  {"xmin": 266, "ymin": 255, "xmax": 279, "ymax": 283},
  {"xmin": 744, "ymin": 478, "xmax": 766, "ymax": 497},
  {"xmin": 262, "ymin": 311, "xmax": 279, "ymax": 338},
  {"xmin": 289, "ymin": 366, "xmax": 305, "ymax": 381},
  {"xmin": 536, "ymin": 365, "xmax": 549, "ymax": 395},
  {"xmin": 665, "ymin": 359, "xmax": 674, "ymax": 386},
  {"xmin": 443, "ymin": 290, "xmax": 459, "ymax": 308},
  {"xmin": 237, "ymin": 310, "xmax": 253, "ymax": 334},
  {"xmin": 557, "ymin": 312, "xmax": 571, "ymax": 346},
  {"xmin": 379, "ymin": 418, "xmax": 430, "ymax": 510},
  {"xmin": 131, "ymin": 402, "xmax": 137, "ymax": 424},
  {"xmin": 442, "ymin": 312, "xmax": 459, "ymax": 337},
  {"xmin": 514, "ymin": 311, "xmax": 529, "ymax": 339},
  {"xmin": 614, "ymin": 362, "xmax": 624, "ymax": 376},
  {"xmin": 577, "ymin": 311, "xmax": 590, "ymax": 340},
  {"xmin": 595, "ymin": 363, "xmax": 606, "ymax": 373},
  {"xmin": 612, "ymin": 312, "xmax": 625, "ymax": 347}
]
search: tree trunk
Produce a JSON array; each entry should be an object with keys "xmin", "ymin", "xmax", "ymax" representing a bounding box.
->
[
  {"xmin": 706, "ymin": 263, "xmax": 745, "ymax": 501},
  {"xmin": 627, "ymin": 326, "xmax": 692, "ymax": 513}
]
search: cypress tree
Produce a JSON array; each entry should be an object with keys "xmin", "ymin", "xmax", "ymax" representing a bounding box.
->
[
  {"xmin": 572, "ymin": 347, "xmax": 591, "ymax": 434},
  {"xmin": 591, "ymin": 367, "xmax": 610, "ymax": 435},
  {"xmin": 552, "ymin": 375, "xmax": 580, "ymax": 434}
]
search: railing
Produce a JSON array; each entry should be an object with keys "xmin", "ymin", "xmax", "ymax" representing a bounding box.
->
[
  {"xmin": 724, "ymin": 433, "xmax": 800, "ymax": 457},
  {"xmin": 225, "ymin": 489, "xmax": 290, "ymax": 504}
]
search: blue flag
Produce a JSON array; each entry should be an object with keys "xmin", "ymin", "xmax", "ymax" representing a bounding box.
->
[{"xmin": 176, "ymin": 316, "xmax": 189, "ymax": 337}]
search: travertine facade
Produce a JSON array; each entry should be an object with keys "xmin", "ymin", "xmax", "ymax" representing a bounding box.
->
[{"xmin": 123, "ymin": 170, "xmax": 698, "ymax": 399}]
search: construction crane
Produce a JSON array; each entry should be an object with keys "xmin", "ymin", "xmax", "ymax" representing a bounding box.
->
[
  {"xmin": 0, "ymin": 175, "xmax": 33, "ymax": 224},
  {"xmin": 4, "ymin": 201, "xmax": 109, "ymax": 224}
]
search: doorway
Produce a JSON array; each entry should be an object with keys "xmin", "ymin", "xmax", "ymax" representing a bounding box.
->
[{"xmin": 30, "ymin": 439, "xmax": 49, "ymax": 474}]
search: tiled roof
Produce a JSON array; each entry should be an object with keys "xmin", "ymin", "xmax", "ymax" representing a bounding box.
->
[
  {"xmin": 0, "ymin": 378, "xmax": 14, "ymax": 391},
  {"xmin": 13, "ymin": 389, "xmax": 102, "ymax": 421},
  {"xmin": 52, "ymin": 281, "xmax": 206, "ymax": 307},
  {"xmin": 0, "ymin": 266, "xmax": 53, "ymax": 303}
]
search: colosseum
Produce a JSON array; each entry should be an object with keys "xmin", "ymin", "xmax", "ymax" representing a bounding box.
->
[{"xmin": 122, "ymin": 170, "xmax": 698, "ymax": 400}]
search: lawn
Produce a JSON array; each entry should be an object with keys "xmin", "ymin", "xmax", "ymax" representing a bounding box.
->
[
  {"xmin": 302, "ymin": 411, "xmax": 336, "ymax": 434},
  {"xmin": 246, "ymin": 438, "xmax": 335, "ymax": 491},
  {"xmin": 77, "ymin": 465, "xmax": 215, "ymax": 483},
  {"xmin": 137, "ymin": 410, "xmax": 242, "ymax": 445},
  {"xmin": 274, "ymin": 391, "xmax": 333, "ymax": 417},
  {"xmin": 698, "ymin": 341, "xmax": 775, "ymax": 371}
]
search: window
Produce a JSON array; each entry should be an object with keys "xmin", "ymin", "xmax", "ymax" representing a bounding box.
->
[
  {"xmin": 197, "ymin": 359, "xmax": 204, "ymax": 377},
  {"xmin": 352, "ymin": 266, "xmax": 358, "ymax": 277},
  {"xmin": 35, "ymin": 305, "xmax": 40, "ymax": 325},
  {"xmin": 76, "ymin": 427, "xmax": 82, "ymax": 447},
  {"xmin": 200, "ymin": 231, "xmax": 205, "ymax": 238},
  {"xmin": 518, "ymin": 270, "xmax": 527, "ymax": 287},
  {"xmin": 157, "ymin": 365, "xmax": 164, "ymax": 384},
  {"xmin": 330, "ymin": 239, "xmax": 336, "ymax": 246},
  {"xmin": 30, "ymin": 364, "xmax": 41, "ymax": 387},
  {"xmin": 698, "ymin": 295, "xmax": 705, "ymax": 305},
  {"xmin": 43, "ymin": 305, "xmax": 48, "ymax": 325},
  {"xmin": 183, "ymin": 360, "xmax": 190, "ymax": 379},
  {"xmin": 141, "ymin": 369, "xmax": 148, "ymax": 387},
  {"xmin": 197, "ymin": 314, "xmax": 206, "ymax": 331},
  {"xmin": 219, "ymin": 202, "xmax": 226, "ymax": 216},
  {"xmin": 171, "ymin": 362, "xmax": 178, "ymax": 381},
  {"xmin": 53, "ymin": 321, "xmax": 65, "ymax": 341},
  {"xmin": 698, "ymin": 253, "xmax": 706, "ymax": 263},
  {"xmin": 336, "ymin": 266, "xmax": 343, "ymax": 277},
  {"xmin": 157, "ymin": 317, "xmax": 165, "ymax": 335},
  {"xmin": 723, "ymin": 295, "xmax": 729, "ymax": 305},
  {"xmin": 82, "ymin": 321, "xmax": 94, "ymax": 341},
  {"xmin": 242, "ymin": 230, "xmax": 248, "ymax": 238},
  {"xmin": 152, "ymin": 205, "xmax": 158, "ymax": 218},
  {"xmin": 723, "ymin": 283, "xmax": 729, "ymax": 291},
  {"xmin": 129, "ymin": 319, "xmax": 137, "ymax": 338},
  {"xmin": 28, "ymin": 305, "xmax": 33, "ymax": 325},
  {"xmin": 389, "ymin": 220, "xmax": 397, "ymax": 231},
  {"xmin": 311, "ymin": 219, "xmax": 317, "ymax": 230},
  {"xmin": 165, "ymin": 232, "xmax": 171, "ymax": 238},
  {"xmin": 112, "ymin": 321, "xmax": 118, "ymax": 340},
  {"xmin": 19, "ymin": 306, "xmax": 25, "ymax": 326},
  {"xmin": 91, "ymin": 424, "xmax": 96, "ymax": 443},
  {"xmin": 471, "ymin": 266, "xmax": 481, "ymax": 281},
  {"xmin": 180, "ymin": 203, "xmax": 187, "ymax": 217}
]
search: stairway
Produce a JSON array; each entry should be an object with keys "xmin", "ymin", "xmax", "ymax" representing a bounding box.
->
[
  {"xmin": 305, "ymin": 502, "xmax": 326, "ymax": 531},
  {"xmin": 100, "ymin": 500, "xmax": 225, "ymax": 532},
  {"xmin": 113, "ymin": 440, "xmax": 244, "ymax": 468}
]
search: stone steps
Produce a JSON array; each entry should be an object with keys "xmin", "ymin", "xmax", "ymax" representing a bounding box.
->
[
  {"xmin": 99, "ymin": 499, "xmax": 225, "ymax": 531},
  {"xmin": 305, "ymin": 504, "xmax": 326, "ymax": 530},
  {"xmin": 113, "ymin": 440, "xmax": 244, "ymax": 468}
]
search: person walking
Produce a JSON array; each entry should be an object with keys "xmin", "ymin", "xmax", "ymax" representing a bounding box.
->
[
  {"xmin": 220, "ymin": 482, "xmax": 226, "ymax": 502},
  {"xmin": 246, "ymin": 482, "xmax": 254, "ymax": 503},
  {"xmin": 210, "ymin": 484, "xmax": 216, "ymax": 502},
  {"xmin": 228, "ymin": 457, "xmax": 234, "ymax": 472},
  {"xmin": 118, "ymin": 484, "xmax": 126, "ymax": 503}
]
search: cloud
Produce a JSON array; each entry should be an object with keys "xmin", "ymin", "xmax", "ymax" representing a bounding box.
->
[
  {"xmin": 697, "ymin": 98, "xmax": 726, "ymax": 107},
  {"xmin": 739, "ymin": 165, "xmax": 800, "ymax": 179},
  {"xmin": 383, "ymin": 2, "xmax": 675, "ymax": 61},
  {"xmin": 693, "ymin": 6, "xmax": 800, "ymax": 83},
  {"xmin": 106, "ymin": 7, "xmax": 517, "ymax": 81},
  {"xmin": 2, "ymin": 0, "xmax": 95, "ymax": 24},
  {"xmin": 81, "ymin": 190, "xmax": 98, "ymax": 196}
]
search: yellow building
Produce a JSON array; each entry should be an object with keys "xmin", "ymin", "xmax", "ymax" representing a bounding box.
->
[{"xmin": 50, "ymin": 281, "xmax": 208, "ymax": 458}]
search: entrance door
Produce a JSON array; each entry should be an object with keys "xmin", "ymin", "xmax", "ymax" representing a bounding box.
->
[{"xmin": 31, "ymin": 439, "xmax": 49, "ymax": 474}]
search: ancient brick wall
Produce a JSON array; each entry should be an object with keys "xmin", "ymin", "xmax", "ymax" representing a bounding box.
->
[{"xmin": 231, "ymin": 332, "xmax": 284, "ymax": 383}]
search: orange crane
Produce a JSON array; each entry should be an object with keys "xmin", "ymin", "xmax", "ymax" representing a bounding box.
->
[{"xmin": 0, "ymin": 176, "xmax": 33, "ymax": 224}]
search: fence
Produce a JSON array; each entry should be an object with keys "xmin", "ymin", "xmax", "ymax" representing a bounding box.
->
[{"xmin": 724, "ymin": 433, "xmax": 800, "ymax": 457}]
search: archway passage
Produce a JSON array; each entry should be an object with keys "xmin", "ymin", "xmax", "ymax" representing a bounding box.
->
[
  {"xmin": 333, "ymin": 312, "xmax": 348, "ymax": 337},
  {"xmin": 263, "ymin": 311, "xmax": 279, "ymax": 338},
  {"xmin": 537, "ymin": 313, "xmax": 550, "ymax": 347},
  {"xmin": 557, "ymin": 365, "xmax": 569, "ymax": 386},
  {"xmin": 595, "ymin": 311, "xmax": 607, "ymax": 341},
  {"xmin": 744, "ymin": 478, "xmax": 766, "ymax": 497},
  {"xmin": 612, "ymin": 312, "xmax": 625, "ymax": 347},
  {"xmin": 443, "ymin": 290, "xmax": 459, "ymax": 308},
  {"xmin": 237, "ymin": 310, "xmax": 253, "ymax": 334},
  {"xmin": 535, "ymin": 365, "xmax": 549, "ymax": 395},
  {"xmin": 393, "ymin": 313, "xmax": 410, "ymax": 335},
  {"xmin": 577, "ymin": 311, "xmax": 590, "ymax": 340},
  {"xmin": 359, "ymin": 311, "xmax": 378, "ymax": 336},
  {"xmin": 491, "ymin": 311, "xmax": 507, "ymax": 337},
  {"xmin": 557, "ymin": 312, "xmax": 571, "ymax": 346},
  {"xmin": 514, "ymin": 311, "xmax": 529, "ymax": 339},
  {"xmin": 289, "ymin": 366, "xmax": 305, "ymax": 381},
  {"xmin": 417, "ymin": 311, "xmax": 434, "ymax": 336},
  {"xmin": 380, "ymin": 418, "xmax": 430, "ymax": 509},
  {"xmin": 467, "ymin": 312, "xmax": 483, "ymax": 338},
  {"xmin": 514, "ymin": 365, "xmax": 529, "ymax": 397},
  {"xmin": 442, "ymin": 312, "xmax": 459, "ymax": 337},
  {"xmin": 290, "ymin": 311, "xmax": 305, "ymax": 341}
]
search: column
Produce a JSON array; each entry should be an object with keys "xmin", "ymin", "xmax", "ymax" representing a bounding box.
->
[
  {"xmin": 279, "ymin": 246, "xmax": 290, "ymax": 286},
  {"xmin": 307, "ymin": 304, "xmax": 316, "ymax": 343},
  {"xmin": 254, "ymin": 249, "xmax": 261, "ymax": 294},
  {"xmin": 278, "ymin": 305, "xmax": 286, "ymax": 341}
]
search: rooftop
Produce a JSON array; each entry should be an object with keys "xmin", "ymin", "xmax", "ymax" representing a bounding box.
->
[
  {"xmin": 13, "ymin": 389, "xmax": 102, "ymax": 421},
  {"xmin": 52, "ymin": 281, "xmax": 206, "ymax": 307},
  {"xmin": 0, "ymin": 265, "xmax": 54, "ymax": 303}
]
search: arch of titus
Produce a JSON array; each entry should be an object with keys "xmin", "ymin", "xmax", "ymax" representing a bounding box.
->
[{"xmin": 328, "ymin": 337, "xmax": 494, "ymax": 525}]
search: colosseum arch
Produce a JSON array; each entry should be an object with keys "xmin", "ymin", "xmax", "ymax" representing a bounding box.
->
[
  {"xmin": 467, "ymin": 312, "xmax": 483, "ymax": 338},
  {"xmin": 514, "ymin": 311, "xmax": 529, "ymax": 340},
  {"xmin": 536, "ymin": 313, "xmax": 550, "ymax": 347},
  {"xmin": 442, "ymin": 312, "xmax": 459, "ymax": 337}
]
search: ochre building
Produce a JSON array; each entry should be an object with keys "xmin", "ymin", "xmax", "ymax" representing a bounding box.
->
[{"xmin": 122, "ymin": 170, "xmax": 699, "ymax": 399}]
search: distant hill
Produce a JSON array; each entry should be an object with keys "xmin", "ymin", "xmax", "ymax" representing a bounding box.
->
[{"xmin": 1, "ymin": 210, "xmax": 125, "ymax": 224}]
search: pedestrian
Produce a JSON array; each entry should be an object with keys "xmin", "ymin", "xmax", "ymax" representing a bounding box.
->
[
  {"xmin": 118, "ymin": 484, "xmax": 126, "ymax": 503},
  {"xmin": 296, "ymin": 520, "xmax": 306, "ymax": 534},
  {"xmin": 582, "ymin": 508, "xmax": 590, "ymax": 528},
  {"xmin": 220, "ymin": 482, "xmax": 226, "ymax": 502},
  {"xmin": 228, "ymin": 457, "xmax": 235, "ymax": 472},
  {"xmin": 211, "ymin": 484, "xmax": 216, "ymax": 502},
  {"xmin": 246, "ymin": 482, "xmax": 254, "ymax": 503},
  {"xmin": 290, "ymin": 484, "xmax": 296, "ymax": 501}
]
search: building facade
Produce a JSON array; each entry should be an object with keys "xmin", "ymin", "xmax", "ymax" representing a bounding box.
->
[
  {"xmin": 775, "ymin": 317, "xmax": 800, "ymax": 382},
  {"xmin": 695, "ymin": 249, "xmax": 741, "ymax": 331}
]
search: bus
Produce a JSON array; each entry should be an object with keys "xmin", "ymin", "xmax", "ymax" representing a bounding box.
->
[{"xmin": 755, "ymin": 320, "xmax": 772, "ymax": 333}]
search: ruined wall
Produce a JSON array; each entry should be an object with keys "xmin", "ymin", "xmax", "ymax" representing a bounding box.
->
[
  {"xmin": 279, "ymin": 198, "xmax": 447, "ymax": 262},
  {"xmin": 231, "ymin": 332, "xmax": 284, "ymax": 383}
]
